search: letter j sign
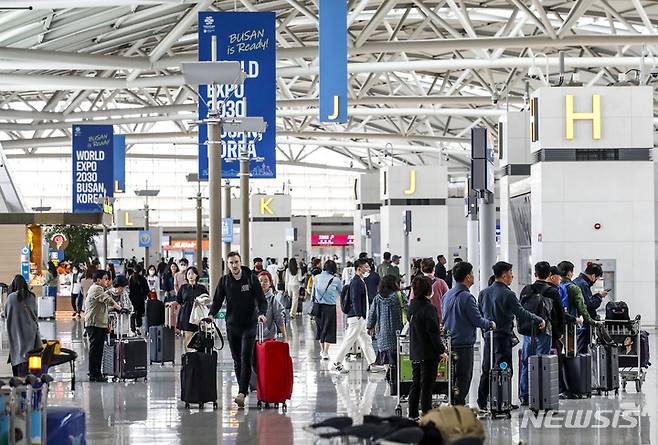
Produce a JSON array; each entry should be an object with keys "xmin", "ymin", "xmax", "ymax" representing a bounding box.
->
[{"xmin": 319, "ymin": 0, "xmax": 348, "ymax": 123}]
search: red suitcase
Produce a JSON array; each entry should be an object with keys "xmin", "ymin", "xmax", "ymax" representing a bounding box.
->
[{"xmin": 255, "ymin": 323, "xmax": 293, "ymax": 411}]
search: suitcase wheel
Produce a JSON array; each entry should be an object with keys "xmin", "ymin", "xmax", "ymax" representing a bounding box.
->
[
  {"xmin": 185, "ymin": 403, "xmax": 190, "ymax": 409},
  {"xmin": 257, "ymin": 401, "xmax": 262, "ymax": 409},
  {"xmin": 282, "ymin": 402, "xmax": 287, "ymax": 413},
  {"xmin": 213, "ymin": 402, "xmax": 218, "ymax": 410},
  {"xmin": 265, "ymin": 403, "xmax": 270, "ymax": 409},
  {"xmin": 615, "ymin": 389, "xmax": 619, "ymax": 397},
  {"xmin": 506, "ymin": 412, "xmax": 512, "ymax": 419},
  {"xmin": 395, "ymin": 406, "xmax": 402, "ymax": 417}
]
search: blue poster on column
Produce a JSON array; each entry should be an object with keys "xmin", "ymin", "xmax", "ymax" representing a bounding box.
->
[
  {"xmin": 113, "ymin": 134, "xmax": 125, "ymax": 194},
  {"xmin": 72, "ymin": 125, "xmax": 114, "ymax": 213},
  {"xmin": 197, "ymin": 11, "xmax": 276, "ymax": 180}
]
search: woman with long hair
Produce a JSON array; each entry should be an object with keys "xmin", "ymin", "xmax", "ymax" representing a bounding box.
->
[
  {"xmin": 106, "ymin": 263, "xmax": 117, "ymax": 281},
  {"xmin": 5, "ymin": 275, "xmax": 41, "ymax": 377},
  {"xmin": 285, "ymin": 258, "xmax": 304, "ymax": 319},
  {"xmin": 128, "ymin": 264, "xmax": 149, "ymax": 335}
]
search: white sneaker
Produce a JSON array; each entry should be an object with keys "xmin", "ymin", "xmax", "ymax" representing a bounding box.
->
[
  {"xmin": 332, "ymin": 363, "xmax": 349, "ymax": 374},
  {"xmin": 319, "ymin": 352, "xmax": 328, "ymax": 360},
  {"xmin": 322, "ymin": 352, "xmax": 330, "ymax": 361},
  {"xmin": 367, "ymin": 364, "xmax": 386, "ymax": 373}
]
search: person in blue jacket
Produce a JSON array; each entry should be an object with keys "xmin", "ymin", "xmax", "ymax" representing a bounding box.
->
[
  {"xmin": 572, "ymin": 262, "xmax": 607, "ymax": 353},
  {"xmin": 442, "ymin": 261, "xmax": 495, "ymax": 406}
]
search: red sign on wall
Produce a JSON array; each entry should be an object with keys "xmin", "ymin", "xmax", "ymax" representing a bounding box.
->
[{"xmin": 311, "ymin": 234, "xmax": 354, "ymax": 247}]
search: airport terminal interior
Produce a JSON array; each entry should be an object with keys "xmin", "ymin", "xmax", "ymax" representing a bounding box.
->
[{"xmin": 0, "ymin": 0, "xmax": 657, "ymax": 444}]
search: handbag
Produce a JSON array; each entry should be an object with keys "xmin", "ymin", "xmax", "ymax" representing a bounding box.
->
[
  {"xmin": 189, "ymin": 294, "xmax": 211, "ymax": 326},
  {"xmin": 311, "ymin": 277, "xmax": 334, "ymax": 318}
]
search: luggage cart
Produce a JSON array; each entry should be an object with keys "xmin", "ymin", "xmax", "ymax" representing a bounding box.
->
[
  {"xmin": 394, "ymin": 333, "xmax": 452, "ymax": 417},
  {"xmin": 603, "ymin": 317, "xmax": 647, "ymax": 392}
]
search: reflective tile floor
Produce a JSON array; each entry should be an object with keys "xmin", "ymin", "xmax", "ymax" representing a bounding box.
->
[{"xmin": 0, "ymin": 315, "xmax": 656, "ymax": 444}]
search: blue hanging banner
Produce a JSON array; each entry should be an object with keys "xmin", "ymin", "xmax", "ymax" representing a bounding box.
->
[
  {"xmin": 222, "ymin": 218, "xmax": 234, "ymax": 243},
  {"xmin": 113, "ymin": 134, "xmax": 126, "ymax": 194},
  {"xmin": 139, "ymin": 230, "xmax": 153, "ymax": 248},
  {"xmin": 72, "ymin": 124, "xmax": 114, "ymax": 213},
  {"xmin": 198, "ymin": 11, "xmax": 276, "ymax": 180},
  {"xmin": 319, "ymin": 0, "xmax": 348, "ymax": 123}
]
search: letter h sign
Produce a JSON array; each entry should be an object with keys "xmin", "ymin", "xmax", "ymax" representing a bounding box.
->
[{"xmin": 565, "ymin": 94, "xmax": 601, "ymax": 140}]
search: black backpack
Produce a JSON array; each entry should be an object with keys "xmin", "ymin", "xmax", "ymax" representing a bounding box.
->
[
  {"xmin": 518, "ymin": 284, "xmax": 552, "ymax": 336},
  {"xmin": 340, "ymin": 284, "xmax": 352, "ymax": 314},
  {"xmin": 605, "ymin": 301, "xmax": 629, "ymax": 321}
]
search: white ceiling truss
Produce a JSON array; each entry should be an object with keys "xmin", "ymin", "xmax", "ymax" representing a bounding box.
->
[{"xmin": 0, "ymin": 0, "xmax": 657, "ymax": 173}]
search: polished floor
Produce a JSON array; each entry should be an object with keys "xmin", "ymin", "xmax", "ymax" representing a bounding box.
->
[{"xmin": 0, "ymin": 314, "xmax": 655, "ymax": 444}]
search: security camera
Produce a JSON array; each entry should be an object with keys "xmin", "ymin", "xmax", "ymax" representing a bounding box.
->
[
  {"xmin": 527, "ymin": 65, "xmax": 543, "ymax": 80},
  {"xmin": 491, "ymin": 91, "xmax": 499, "ymax": 105}
]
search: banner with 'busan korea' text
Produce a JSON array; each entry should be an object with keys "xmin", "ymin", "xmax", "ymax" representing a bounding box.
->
[
  {"xmin": 197, "ymin": 11, "xmax": 276, "ymax": 179},
  {"xmin": 72, "ymin": 124, "xmax": 113, "ymax": 213}
]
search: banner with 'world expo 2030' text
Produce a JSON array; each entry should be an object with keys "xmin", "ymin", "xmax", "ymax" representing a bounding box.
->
[
  {"xmin": 72, "ymin": 124, "xmax": 114, "ymax": 213},
  {"xmin": 197, "ymin": 11, "xmax": 276, "ymax": 180}
]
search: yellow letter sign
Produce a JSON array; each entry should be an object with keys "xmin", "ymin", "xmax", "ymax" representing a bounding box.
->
[
  {"xmin": 260, "ymin": 197, "xmax": 274, "ymax": 215},
  {"xmin": 565, "ymin": 94, "xmax": 601, "ymax": 140},
  {"xmin": 403, "ymin": 170, "xmax": 416, "ymax": 195}
]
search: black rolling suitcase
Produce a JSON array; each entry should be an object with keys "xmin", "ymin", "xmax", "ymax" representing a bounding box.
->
[
  {"xmin": 180, "ymin": 319, "xmax": 219, "ymax": 409},
  {"xmin": 116, "ymin": 337, "xmax": 148, "ymax": 381},
  {"xmin": 592, "ymin": 343, "xmax": 619, "ymax": 396},
  {"xmin": 181, "ymin": 351, "xmax": 218, "ymax": 409},
  {"xmin": 145, "ymin": 299, "xmax": 165, "ymax": 330},
  {"xmin": 115, "ymin": 313, "xmax": 148, "ymax": 381},
  {"xmin": 562, "ymin": 324, "xmax": 591, "ymax": 398},
  {"xmin": 488, "ymin": 330, "xmax": 512, "ymax": 419},
  {"xmin": 149, "ymin": 325, "xmax": 175, "ymax": 366}
]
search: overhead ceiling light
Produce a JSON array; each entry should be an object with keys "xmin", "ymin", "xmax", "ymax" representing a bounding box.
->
[{"xmin": 181, "ymin": 61, "xmax": 245, "ymax": 86}]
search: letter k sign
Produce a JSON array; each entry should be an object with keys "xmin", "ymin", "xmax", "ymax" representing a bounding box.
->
[{"xmin": 260, "ymin": 197, "xmax": 274, "ymax": 215}]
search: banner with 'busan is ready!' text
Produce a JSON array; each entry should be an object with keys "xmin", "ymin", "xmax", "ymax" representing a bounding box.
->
[
  {"xmin": 197, "ymin": 11, "xmax": 276, "ymax": 179},
  {"xmin": 72, "ymin": 124, "xmax": 114, "ymax": 213}
]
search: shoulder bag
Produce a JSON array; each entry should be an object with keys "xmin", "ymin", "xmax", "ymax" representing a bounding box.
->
[{"xmin": 311, "ymin": 277, "xmax": 334, "ymax": 318}]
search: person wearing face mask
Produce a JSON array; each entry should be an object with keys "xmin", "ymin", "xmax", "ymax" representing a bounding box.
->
[
  {"xmin": 176, "ymin": 266, "xmax": 209, "ymax": 350},
  {"xmin": 331, "ymin": 258, "xmax": 384, "ymax": 374},
  {"xmin": 84, "ymin": 271, "xmax": 123, "ymax": 382},
  {"xmin": 146, "ymin": 265, "xmax": 159, "ymax": 300}
]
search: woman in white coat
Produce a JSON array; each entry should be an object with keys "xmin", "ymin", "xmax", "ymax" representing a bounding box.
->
[{"xmin": 285, "ymin": 258, "xmax": 304, "ymax": 319}]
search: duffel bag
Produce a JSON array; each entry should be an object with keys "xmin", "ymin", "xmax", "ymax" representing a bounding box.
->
[
  {"xmin": 605, "ymin": 301, "xmax": 629, "ymax": 321},
  {"xmin": 420, "ymin": 406, "xmax": 484, "ymax": 445}
]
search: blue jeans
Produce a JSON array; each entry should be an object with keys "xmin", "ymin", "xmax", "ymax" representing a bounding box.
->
[{"xmin": 519, "ymin": 332, "xmax": 553, "ymax": 401}]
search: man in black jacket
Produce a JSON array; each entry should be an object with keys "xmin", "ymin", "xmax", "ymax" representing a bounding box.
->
[
  {"xmin": 434, "ymin": 255, "xmax": 448, "ymax": 281},
  {"xmin": 408, "ymin": 275, "xmax": 447, "ymax": 418},
  {"xmin": 477, "ymin": 261, "xmax": 545, "ymax": 411},
  {"xmin": 210, "ymin": 251, "xmax": 267, "ymax": 409},
  {"xmin": 518, "ymin": 262, "xmax": 564, "ymax": 406}
]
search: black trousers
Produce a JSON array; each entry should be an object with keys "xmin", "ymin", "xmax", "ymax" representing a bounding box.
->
[
  {"xmin": 86, "ymin": 326, "xmax": 107, "ymax": 378},
  {"xmin": 71, "ymin": 292, "xmax": 79, "ymax": 312},
  {"xmin": 408, "ymin": 359, "xmax": 439, "ymax": 418},
  {"xmin": 12, "ymin": 362, "xmax": 28, "ymax": 378},
  {"xmin": 577, "ymin": 325, "xmax": 591, "ymax": 354},
  {"xmin": 227, "ymin": 323, "xmax": 257, "ymax": 395},
  {"xmin": 452, "ymin": 346, "xmax": 474, "ymax": 406},
  {"xmin": 384, "ymin": 349, "xmax": 398, "ymax": 396},
  {"xmin": 130, "ymin": 311, "xmax": 144, "ymax": 333},
  {"xmin": 477, "ymin": 334, "xmax": 513, "ymax": 409}
]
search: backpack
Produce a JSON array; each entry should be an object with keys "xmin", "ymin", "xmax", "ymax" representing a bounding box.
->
[
  {"xmin": 340, "ymin": 284, "xmax": 352, "ymax": 314},
  {"xmin": 518, "ymin": 284, "xmax": 552, "ymax": 336},
  {"xmin": 559, "ymin": 281, "xmax": 577, "ymax": 317},
  {"xmin": 605, "ymin": 301, "xmax": 629, "ymax": 321}
]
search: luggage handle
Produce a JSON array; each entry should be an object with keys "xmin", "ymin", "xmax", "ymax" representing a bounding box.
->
[{"xmin": 258, "ymin": 320, "xmax": 264, "ymax": 344}]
